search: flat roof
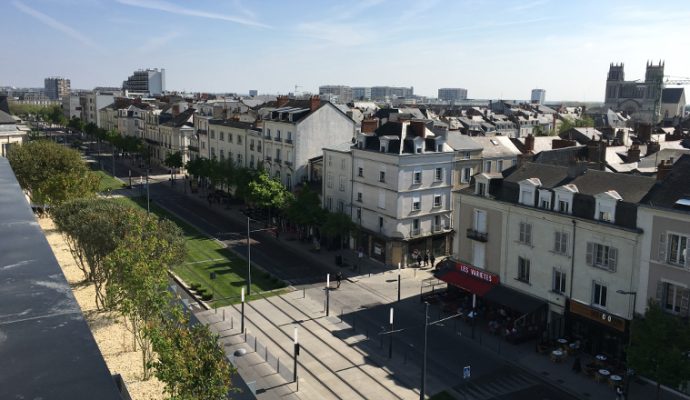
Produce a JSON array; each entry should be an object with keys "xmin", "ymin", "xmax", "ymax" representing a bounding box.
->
[{"xmin": 0, "ymin": 157, "xmax": 122, "ymax": 399}]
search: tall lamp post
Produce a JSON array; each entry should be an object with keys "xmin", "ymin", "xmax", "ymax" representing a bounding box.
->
[
  {"xmin": 397, "ymin": 262, "xmax": 402, "ymax": 302},
  {"xmin": 293, "ymin": 327, "xmax": 300, "ymax": 391},
  {"xmin": 247, "ymin": 216, "xmax": 252, "ymax": 296},
  {"xmin": 241, "ymin": 287, "xmax": 245, "ymax": 333},
  {"xmin": 389, "ymin": 307, "xmax": 394, "ymax": 359},
  {"xmin": 326, "ymin": 273, "xmax": 330, "ymax": 317},
  {"xmin": 616, "ymin": 289, "xmax": 637, "ymax": 397},
  {"xmin": 420, "ymin": 302, "xmax": 429, "ymax": 400}
]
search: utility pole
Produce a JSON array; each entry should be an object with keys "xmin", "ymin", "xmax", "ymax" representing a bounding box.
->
[
  {"xmin": 247, "ymin": 217, "xmax": 252, "ymax": 296},
  {"xmin": 420, "ymin": 302, "xmax": 429, "ymax": 400}
]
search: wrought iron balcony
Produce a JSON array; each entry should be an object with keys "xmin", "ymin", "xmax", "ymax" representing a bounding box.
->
[{"xmin": 466, "ymin": 228, "xmax": 488, "ymax": 242}]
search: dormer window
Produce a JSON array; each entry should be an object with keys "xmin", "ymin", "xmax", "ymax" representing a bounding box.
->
[
  {"xmin": 474, "ymin": 173, "xmax": 492, "ymax": 198},
  {"xmin": 380, "ymin": 138, "xmax": 389, "ymax": 153},
  {"xmin": 518, "ymin": 178, "xmax": 541, "ymax": 207},
  {"xmin": 595, "ymin": 190, "xmax": 622, "ymax": 224},
  {"xmin": 538, "ymin": 189, "xmax": 551, "ymax": 209},
  {"xmin": 553, "ymin": 184, "xmax": 577, "ymax": 215}
]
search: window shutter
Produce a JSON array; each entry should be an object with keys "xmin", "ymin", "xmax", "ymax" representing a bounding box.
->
[
  {"xmin": 680, "ymin": 289, "xmax": 689, "ymax": 316},
  {"xmin": 658, "ymin": 233, "xmax": 666, "ymax": 262},
  {"xmin": 608, "ymin": 247, "xmax": 618, "ymax": 271},
  {"xmin": 655, "ymin": 281, "xmax": 664, "ymax": 303},
  {"xmin": 586, "ymin": 242, "xmax": 594, "ymax": 265},
  {"xmin": 554, "ymin": 232, "xmax": 560, "ymax": 252},
  {"xmin": 526, "ymin": 224, "xmax": 532, "ymax": 244},
  {"xmin": 519, "ymin": 223, "xmax": 525, "ymax": 242}
]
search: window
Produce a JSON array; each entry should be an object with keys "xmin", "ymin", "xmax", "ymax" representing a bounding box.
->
[
  {"xmin": 517, "ymin": 257, "xmax": 530, "ymax": 283},
  {"xmin": 554, "ymin": 231, "xmax": 568, "ymax": 255},
  {"xmin": 473, "ymin": 209, "xmax": 487, "ymax": 232},
  {"xmin": 357, "ymin": 167, "xmax": 363, "ymax": 177},
  {"xmin": 435, "ymin": 168, "xmax": 443, "ymax": 182},
  {"xmin": 519, "ymin": 222, "xmax": 532, "ymax": 245},
  {"xmin": 472, "ymin": 242, "xmax": 485, "ymax": 268},
  {"xmin": 413, "ymin": 170, "xmax": 422, "ymax": 184},
  {"xmin": 379, "ymin": 216, "xmax": 384, "ymax": 228},
  {"xmin": 327, "ymin": 174, "xmax": 333, "ymax": 188},
  {"xmin": 379, "ymin": 170, "xmax": 386, "ymax": 183},
  {"xmin": 266, "ymin": 128, "xmax": 271, "ymax": 138},
  {"xmin": 257, "ymin": 142, "xmax": 262, "ymax": 152},
  {"xmin": 592, "ymin": 282, "xmax": 607, "ymax": 308},
  {"xmin": 356, "ymin": 208, "xmax": 362, "ymax": 220},
  {"xmin": 237, "ymin": 154, "xmax": 242, "ymax": 164},
  {"xmin": 219, "ymin": 149, "xmax": 224, "ymax": 160},
  {"xmin": 250, "ymin": 154, "xmax": 255, "ymax": 168},
  {"xmin": 416, "ymin": 145, "xmax": 422, "ymax": 153},
  {"xmin": 337, "ymin": 200, "xmax": 344, "ymax": 213},
  {"xmin": 599, "ymin": 211, "xmax": 612, "ymax": 222},
  {"xmin": 339, "ymin": 176, "xmax": 345, "ymax": 191},
  {"xmin": 540, "ymin": 198, "xmax": 551, "ymax": 209},
  {"xmin": 228, "ymin": 133, "xmax": 233, "ymax": 143},
  {"xmin": 586, "ymin": 243, "xmax": 618, "ymax": 271},
  {"xmin": 539, "ymin": 190, "xmax": 551, "ymax": 209},
  {"xmin": 274, "ymin": 148, "xmax": 281, "ymax": 161},
  {"xmin": 461, "ymin": 167, "xmax": 472, "ymax": 183},
  {"xmin": 558, "ymin": 200, "xmax": 570, "ymax": 213},
  {"xmin": 326, "ymin": 196, "xmax": 332, "ymax": 211},
  {"xmin": 341, "ymin": 159, "xmax": 346, "ymax": 169},
  {"xmin": 660, "ymin": 282, "xmax": 689, "ymax": 314},
  {"xmin": 237, "ymin": 136, "xmax": 242, "ymax": 145},
  {"xmin": 412, "ymin": 196, "xmax": 421, "ymax": 211},
  {"xmin": 497, "ymin": 160, "xmax": 504, "ymax": 171},
  {"xmin": 250, "ymin": 139, "xmax": 254, "ymax": 150},
  {"xmin": 476, "ymin": 182, "xmax": 486, "ymax": 196},
  {"xmin": 433, "ymin": 195, "xmax": 442, "ymax": 208},
  {"xmin": 667, "ymin": 233, "xmax": 688, "ymax": 266},
  {"xmin": 357, "ymin": 192, "xmax": 362, "ymax": 202},
  {"xmin": 275, "ymin": 171, "xmax": 280, "ymax": 180},
  {"xmin": 287, "ymin": 131, "xmax": 292, "ymax": 141},
  {"xmin": 412, "ymin": 218, "xmax": 420, "ymax": 234},
  {"xmin": 286, "ymin": 174, "xmax": 292, "ymax": 190},
  {"xmin": 484, "ymin": 160, "xmax": 492, "ymax": 172},
  {"xmin": 461, "ymin": 151, "xmax": 470, "ymax": 160},
  {"xmin": 210, "ymin": 130, "xmax": 215, "ymax": 139},
  {"xmin": 553, "ymin": 269, "xmax": 567, "ymax": 293},
  {"xmin": 378, "ymin": 190, "xmax": 385, "ymax": 209},
  {"xmin": 219, "ymin": 131, "xmax": 225, "ymax": 141}
]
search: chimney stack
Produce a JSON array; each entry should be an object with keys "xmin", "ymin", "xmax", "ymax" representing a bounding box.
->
[
  {"xmin": 276, "ymin": 95, "xmax": 289, "ymax": 108},
  {"xmin": 524, "ymin": 134, "xmax": 535, "ymax": 152},
  {"xmin": 646, "ymin": 141, "xmax": 660, "ymax": 156},
  {"xmin": 409, "ymin": 120, "xmax": 426, "ymax": 138},
  {"xmin": 657, "ymin": 160, "xmax": 672, "ymax": 181},
  {"xmin": 552, "ymin": 138, "xmax": 577, "ymax": 149},
  {"xmin": 172, "ymin": 103, "xmax": 180, "ymax": 117},
  {"xmin": 309, "ymin": 95, "xmax": 321, "ymax": 112},
  {"xmin": 361, "ymin": 119, "xmax": 378, "ymax": 134},
  {"xmin": 627, "ymin": 144, "xmax": 641, "ymax": 163}
]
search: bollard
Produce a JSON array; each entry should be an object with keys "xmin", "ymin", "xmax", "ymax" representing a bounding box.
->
[
  {"xmin": 265, "ymin": 346, "xmax": 268, "ymax": 360},
  {"xmin": 277, "ymin": 357, "xmax": 280, "ymax": 373},
  {"xmin": 231, "ymin": 316, "xmax": 234, "ymax": 330},
  {"xmin": 254, "ymin": 337, "xmax": 257, "ymax": 352},
  {"xmin": 244, "ymin": 330, "xmax": 247, "ymax": 342},
  {"xmin": 222, "ymin": 309, "xmax": 225, "ymax": 321},
  {"xmin": 303, "ymin": 288, "xmax": 305, "ymax": 299},
  {"xmin": 340, "ymin": 309, "xmax": 343, "ymax": 323}
]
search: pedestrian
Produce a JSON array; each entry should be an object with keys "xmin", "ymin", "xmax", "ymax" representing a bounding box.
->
[
  {"xmin": 615, "ymin": 385, "xmax": 624, "ymax": 400},
  {"xmin": 416, "ymin": 252, "xmax": 422, "ymax": 267},
  {"xmin": 336, "ymin": 271, "xmax": 342, "ymax": 288},
  {"xmin": 430, "ymin": 253, "xmax": 436, "ymax": 269},
  {"xmin": 423, "ymin": 250, "xmax": 430, "ymax": 268}
]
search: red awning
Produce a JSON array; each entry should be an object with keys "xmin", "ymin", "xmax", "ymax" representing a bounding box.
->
[{"xmin": 435, "ymin": 269, "xmax": 494, "ymax": 296}]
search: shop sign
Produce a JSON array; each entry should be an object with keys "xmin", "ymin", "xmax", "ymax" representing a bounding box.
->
[
  {"xmin": 569, "ymin": 300, "xmax": 627, "ymax": 332},
  {"xmin": 456, "ymin": 262, "xmax": 499, "ymax": 284}
]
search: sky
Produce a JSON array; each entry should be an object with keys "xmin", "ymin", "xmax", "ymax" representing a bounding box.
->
[{"xmin": 2, "ymin": 0, "xmax": 690, "ymax": 101}]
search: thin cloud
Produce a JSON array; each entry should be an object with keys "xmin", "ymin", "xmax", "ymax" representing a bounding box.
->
[
  {"xmin": 13, "ymin": 1, "xmax": 103, "ymax": 52},
  {"xmin": 511, "ymin": 0, "xmax": 549, "ymax": 12},
  {"xmin": 116, "ymin": 0, "xmax": 270, "ymax": 28},
  {"xmin": 138, "ymin": 31, "xmax": 180, "ymax": 53}
]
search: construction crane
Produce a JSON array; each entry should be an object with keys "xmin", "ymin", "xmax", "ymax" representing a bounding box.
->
[{"xmin": 664, "ymin": 76, "xmax": 690, "ymax": 85}]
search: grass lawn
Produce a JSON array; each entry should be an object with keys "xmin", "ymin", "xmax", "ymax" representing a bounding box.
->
[
  {"xmin": 114, "ymin": 196, "xmax": 286, "ymax": 307},
  {"xmin": 94, "ymin": 169, "xmax": 125, "ymax": 192}
]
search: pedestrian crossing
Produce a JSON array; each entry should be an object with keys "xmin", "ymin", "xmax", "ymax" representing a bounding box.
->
[{"xmin": 450, "ymin": 368, "xmax": 538, "ymax": 400}]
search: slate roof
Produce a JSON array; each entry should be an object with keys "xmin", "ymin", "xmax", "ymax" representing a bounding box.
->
[
  {"xmin": 0, "ymin": 158, "xmax": 122, "ymax": 399},
  {"xmin": 532, "ymin": 146, "xmax": 588, "ymax": 166},
  {"xmin": 445, "ymin": 131, "xmax": 483, "ymax": 151},
  {"xmin": 0, "ymin": 109, "xmax": 16, "ymax": 124},
  {"xmin": 661, "ymin": 88, "xmax": 684, "ymax": 104},
  {"xmin": 503, "ymin": 163, "xmax": 571, "ymax": 188},
  {"xmin": 162, "ymin": 108, "xmax": 195, "ymax": 128},
  {"xmin": 208, "ymin": 119, "xmax": 254, "ymax": 130},
  {"xmin": 642, "ymin": 154, "xmax": 690, "ymax": 210},
  {"xmin": 471, "ymin": 136, "xmax": 522, "ymax": 158},
  {"xmin": 569, "ymin": 170, "xmax": 656, "ymax": 202}
]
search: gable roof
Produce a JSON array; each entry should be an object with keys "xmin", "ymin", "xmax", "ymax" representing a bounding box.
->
[
  {"xmin": 0, "ymin": 109, "xmax": 16, "ymax": 124},
  {"xmin": 568, "ymin": 170, "xmax": 656, "ymax": 202},
  {"xmin": 162, "ymin": 108, "xmax": 195, "ymax": 128},
  {"xmin": 642, "ymin": 154, "xmax": 690, "ymax": 210},
  {"xmin": 661, "ymin": 88, "xmax": 684, "ymax": 104}
]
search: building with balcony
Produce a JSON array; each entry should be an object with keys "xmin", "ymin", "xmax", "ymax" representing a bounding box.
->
[
  {"xmin": 44, "ymin": 77, "xmax": 70, "ymax": 100},
  {"xmin": 122, "ymin": 68, "xmax": 165, "ymax": 97},
  {"xmin": 453, "ymin": 161, "xmax": 657, "ymax": 356}
]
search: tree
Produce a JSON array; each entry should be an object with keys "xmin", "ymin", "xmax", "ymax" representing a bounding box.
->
[
  {"xmin": 285, "ymin": 185, "xmax": 324, "ymax": 239},
  {"xmin": 67, "ymin": 117, "xmax": 84, "ymax": 134},
  {"xmin": 164, "ymin": 151, "xmax": 184, "ymax": 181},
  {"xmin": 558, "ymin": 115, "xmax": 595, "ymax": 135},
  {"xmin": 321, "ymin": 211, "xmax": 356, "ymax": 250},
  {"xmin": 247, "ymin": 170, "xmax": 293, "ymax": 225},
  {"xmin": 627, "ymin": 302, "xmax": 690, "ymax": 399},
  {"xmin": 149, "ymin": 311, "xmax": 235, "ymax": 400},
  {"xmin": 7, "ymin": 140, "xmax": 99, "ymax": 206}
]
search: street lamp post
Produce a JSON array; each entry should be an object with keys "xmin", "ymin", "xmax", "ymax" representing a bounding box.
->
[
  {"xmin": 128, "ymin": 169, "xmax": 132, "ymax": 189},
  {"xmin": 397, "ymin": 262, "xmax": 402, "ymax": 302},
  {"xmin": 616, "ymin": 289, "xmax": 638, "ymax": 398},
  {"xmin": 420, "ymin": 302, "xmax": 429, "ymax": 400},
  {"xmin": 326, "ymin": 273, "xmax": 330, "ymax": 317},
  {"xmin": 389, "ymin": 307, "xmax": 394, "ymax": 359},
  {"xmin": 146, "ymin": 172, "xmax": 150, "ymax": 215},
  {"xmin": 241, "ymin": 287, "xmax": 245, "ymax": 333},
  {"xmin": 293, "ymin": 327, "xmax": 300, "ymax": 391},
  {"xmin": 247, "ymin": 217, "xmax": 252, "ymax": 296}
]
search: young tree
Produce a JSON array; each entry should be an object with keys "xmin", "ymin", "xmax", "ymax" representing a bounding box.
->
[
  {"xmin": 627, "ymin": 302, "xmax": 690, "ymax": 399},
  {"xmin": 321, "ymin": 211, "xmax": 356, "ymax": 250},
  {"xmin": 67, "ymin": 117, "xmax": 84, "ymax": 134},
  {"xmin": 285, "ymin": 185, "xmax": 324, "ymax": 240},
  {"xmin": 247, "ymin": 170, "xmax": 293, "ymax": 224},
  {"xmin": 164, "ymin": 151, "xmax": 184, "ymax": 181},
  {"xmin": 7, "ymin": 140, "xmax": 99, "ymax": 205}
]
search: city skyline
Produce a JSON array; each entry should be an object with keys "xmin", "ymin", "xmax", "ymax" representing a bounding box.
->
[{"xmin": 2, "ymin": 0, "xmax": 690, "ymax": 100}]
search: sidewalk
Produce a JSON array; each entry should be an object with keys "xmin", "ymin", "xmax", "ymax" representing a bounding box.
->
[{"xmin": 156, "ymin": 177, "xmax": 688, "ymax": 400}]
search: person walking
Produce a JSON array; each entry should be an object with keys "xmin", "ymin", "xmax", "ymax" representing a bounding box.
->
[
  {"xmin": 430, "ymin": 253, "xmax": 436, "ymax": 269},
  {"xmin": 615, "ymin": 385, "xmax": 624, "ymax": 400},
  {"xmin": 336, "ymin": 271, "xmax": 342, "ymax": 288},
  {"xmin": 416, "ymin": 252, "xmax": 422, "ymax": 267},
  {"xmin": 423, "ymin": 250, "xmax": 430, "ymax": 268}
]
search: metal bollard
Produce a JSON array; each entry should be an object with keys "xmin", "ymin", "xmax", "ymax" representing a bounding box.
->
[
  {"xmin": 265, "ymin": 346, "xmax": 268, "ymax": 360},
  {"xmin": 231, "ymin": 316, "xmax": 234, "ymax": 330},
  {"xmin": 277, "ymin": 357, "xmax": 280, "ymax": 373},
  {"xmin": 303, "ymin": 288, "xmax": 305, "ymax": 298},
  {"xmin": 254, "ymin": 337, "xmax": 257, "ymax": 352},
  {"xmin": 222, "ymin": 309, "xmax": 225, "ymax": 321}
]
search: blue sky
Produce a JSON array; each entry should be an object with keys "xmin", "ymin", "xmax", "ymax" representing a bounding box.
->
[{"xmin": 2, "ymin": 0, "xmax": 689, "ymax": 101}]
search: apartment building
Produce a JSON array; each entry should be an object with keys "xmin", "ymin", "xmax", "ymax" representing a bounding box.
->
[
  {"xmin": 453, "ymin": 162, "xmax": 657, "ymax": 357},
  {"xmin": 206, "ymin": 119, "xmax": 262, "ymax": 171}
]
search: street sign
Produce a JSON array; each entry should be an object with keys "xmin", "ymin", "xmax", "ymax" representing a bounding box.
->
[{"xmin": 463, "ymin": 366, "xmax": 471, "ymax": 379}]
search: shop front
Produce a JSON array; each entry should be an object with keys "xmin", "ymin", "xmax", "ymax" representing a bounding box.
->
[
  {"xmin": 434, "ymin": 259, "xmax": 499, "ymax": 297},
  {"xmin": 566, "ymin": 299, "xmax": 629, "ymax": 360}
]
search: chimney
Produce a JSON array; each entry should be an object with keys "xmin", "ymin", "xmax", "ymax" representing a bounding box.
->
[
  {"xmin": 309, "ymin": 95, "xmax": 321, "ymax": 112},
  {"xmin": 172, "ymin": 103, "xmax": 180, "ymax": 117},
  {"xmin": 627, "ymin": 144, "xmax": 641, "ymax": 163},
  {"xmin": 657, "ymin": 160, "xmax": 672, "ymax": 181},
  {"xmin": 587, "ymin": 140, "xmax": 606, "ymax": 163},
  {"xmin": 567, "ymin": 158, "xmax": 587, "ymax": 178},
  {"xmin": 552, "ymin": 138, "xmax": 577, "ymax": 149},
  {"xmin": 361, "ymin": 119, "xmax": 378, "ymax": 134},
  {"xmin": 524, "ymin": 134, "xmax": 535, "ymax": 152},
  {"xmin": 409, "ymin": 120, "xmax": 426, "ymax": 138},
  {"xmin": 646, "ymin": 141, "xmax": 660, "ymax": 156},
  {"xmin": 637, "ymin": 123, "xmax": 652, "ymax": 143},
  {"xmin": 276, "ymin": 95, "xmax": 289, "ymax": 108}
]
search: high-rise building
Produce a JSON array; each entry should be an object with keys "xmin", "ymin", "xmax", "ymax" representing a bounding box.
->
[
  {"xmin": 122, "ymin": 68, "xmax": 166, "ymax": 96},
  {"xmin": 318, "ymin": 85, "xmax": 353, "ymax": 103},
  {"xmin": 44, "ymin": 77, "xmax": 70, "ymax": 100},
  {"xmin": 352, "ymin": 87, "xmax": 371, "ymax": 100},
  {"xmin": 370, "ymin": 86, "xmax": 414, "ymax": 100},
  {"xmin": 249, "ymin": 90, "xmax": 258, "ymax": 97},
  {"xmin": 438, "ymin": 88, "xmax": 468, "ymax": 102},
  {"xmin": 531, "ymin": 89, "xmax": 546, "ymax": 104}
]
